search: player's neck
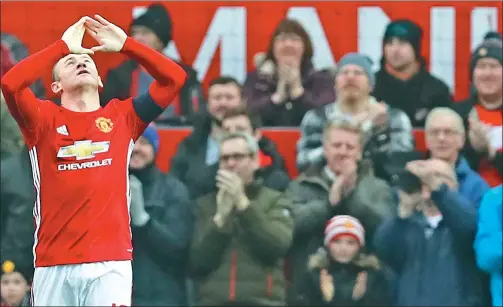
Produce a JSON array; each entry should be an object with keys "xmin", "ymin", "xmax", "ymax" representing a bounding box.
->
[{"xmin": 61, "ymin": 89, "xmax": 101, "ymax": 113}]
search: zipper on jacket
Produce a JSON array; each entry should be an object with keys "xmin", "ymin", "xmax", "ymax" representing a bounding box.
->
[
  {"xmin": 229, "ymin": 250, "xmax": 237, "ymax": 301},
  {"xmin": 266, "ymin": 273, "xmax": 273, "ymax": 297}
]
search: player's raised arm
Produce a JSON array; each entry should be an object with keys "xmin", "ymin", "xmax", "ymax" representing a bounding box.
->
[
  {"xmin": 85, "ymin": 15, "xmax": 187, "ymax": 124},
  {"xmin": 1, "ymin": 17, "xmax": 94, "ymax": 138}
]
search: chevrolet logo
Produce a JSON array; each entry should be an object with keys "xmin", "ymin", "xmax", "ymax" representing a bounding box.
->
[{"xmin": 57, "ymin": 140, "xmax": 110, "ymax": 161}]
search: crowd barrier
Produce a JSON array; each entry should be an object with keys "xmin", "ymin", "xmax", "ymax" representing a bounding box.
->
[{"xmin": 155, "ymin": 128, "xmax": 427, "ymax": 178}]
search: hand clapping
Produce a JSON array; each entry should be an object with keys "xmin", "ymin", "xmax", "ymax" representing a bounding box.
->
[
  {"xmin": 216, "ymin": 169, "xmax": 249, "ymax": 211},
  {"xmin": 468, "ymin": 117, "xmax": 491, "ymax": 153},
  {"xmin": 214, "ymin": 188, "xmax": 235, "ymax": 228},
  {"xmin": 320, "ymin": 269, "xmax": 335, "ymax": 302}
]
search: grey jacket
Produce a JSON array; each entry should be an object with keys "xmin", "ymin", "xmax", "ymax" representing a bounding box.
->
[
  {"xmin": 296, "ymin": 97, "xmax": 414, "ymax": 171},
  {"xmin": 280, "ymin": 160, "xmax": 395, "ymax": 305}
]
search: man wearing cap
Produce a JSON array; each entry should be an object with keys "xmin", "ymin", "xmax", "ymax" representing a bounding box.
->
[
  {"xmin": 297, "ymin": 52, "xmax": 414, "ymax": 172},
  {"xmin": 101, "ymin": 3, "xmax": 205, "ymax": 124},
  {"xmin": 453, "ymin": 35, "xmax": 502, "ymax": 187},
  {"xmin": 372, "ymin": 19, "xmax": 453, "ymax": 128},
  {"xmin": 128, "ymin": 125, "xmax": 193, "ymax": 306}
]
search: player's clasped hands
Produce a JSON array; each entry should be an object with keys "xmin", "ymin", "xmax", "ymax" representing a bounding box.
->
[{"xmin": 62, "ymin": 15, "xmax": 128, "ymax": 55}]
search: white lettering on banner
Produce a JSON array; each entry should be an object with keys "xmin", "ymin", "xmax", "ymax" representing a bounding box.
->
[
  {"xmin": 488, "ymin": 126, "xmax": 503, "ymax": 150},
  {"xmin": 430, "ymin": 7, "xmax": 455, "ymax": 91},
  {"xmin": 133, "ymin": 6, "xmax": 182, "ymax": 62},
  {"xmin": 135, "ymin": 7, "xmax": 246, "ymax": 82},
  {"xmin": 191, "ymin": 7, "xmax": 246, "ymax": 83},
  {"xmin": 57, "ymin": 158, "xmax": 113, "ymax": 171},
  {"xmin": 133, "ymin": 6, "xmax": 500, "ymax": 89},
  {"xmin": 357, "ymin": 7, "xmax": 390, "ymax": 72},
  {"xmin": 471, "ymin": 7, "xmax": 499, "ymax": 51}
]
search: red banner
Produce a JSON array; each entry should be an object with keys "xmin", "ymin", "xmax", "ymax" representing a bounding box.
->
[{"xmin": 1, "ymin": 1, "xmax": 501, "ymax": 100}]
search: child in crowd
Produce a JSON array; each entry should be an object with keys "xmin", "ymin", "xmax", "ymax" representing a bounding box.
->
[
  {"xmin": 1, "ymin": 260, "xmax": 31, "ymax": 307},
  {"xmin": 300, "ymin": 215, "xmax": 391, "ymax": 306}
]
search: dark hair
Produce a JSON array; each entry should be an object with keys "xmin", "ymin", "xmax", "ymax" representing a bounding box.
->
[
  {"xmin": 264, "ymin": 19, "xmax": 314, "ymax": 73},
  {"xmin": 222, "ymin": 104, "xmax": 262, "ymax": 131},
  {"xmin": 208, "ymin": 76, "xmax": 242, "ymax": 99},
  {"xmin": 209, "ymin": 76, "xmax": 241, "ymax": 89}
]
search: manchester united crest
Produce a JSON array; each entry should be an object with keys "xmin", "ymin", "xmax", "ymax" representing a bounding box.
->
[
  {"xmin": 344, "ymin": 221, "xmax": 354, "ymax": 229},
  {"xmin": 95, "ymin": 117, "xmax": 114, "ymax": 133}
]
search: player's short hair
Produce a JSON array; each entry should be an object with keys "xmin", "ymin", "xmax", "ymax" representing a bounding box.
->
[
  {"xmin": 425, "ymin": 107, "xmax": 465, "ymax": 134},
  {"xmin": 221, "ymin": 104, "xmax": 262, "ymax": 131},
  {"xmin": 323, "ymin": 117, "xmax": 365, "ymax": 146},
  {"xmin": 52, "ymin": 62, "xmax": 60, "ymax": 82},
  {"xmin": 219, "ymin": 131, "xmax": 259, "ymax": 156}
]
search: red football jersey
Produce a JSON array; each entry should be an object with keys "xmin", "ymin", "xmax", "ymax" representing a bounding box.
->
[
  {"xmin": 28, "ymin": 99, "xmax": 146, "ymax": 266},
  {"xmin": 1, "ymin": 38, "xmax": 187, "ymax": 267}
]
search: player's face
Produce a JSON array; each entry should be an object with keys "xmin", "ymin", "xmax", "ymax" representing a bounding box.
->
[
  {"xmin": 1, "ymin": 272, "xmax": 30, "ymax": 307},
  {"xmin": 130, "ymin": 136, "xmax": 155, "ymax": 170},
  {"xmin": 51, "ymin": 54, "xmax": 103, "ymax": 94}
]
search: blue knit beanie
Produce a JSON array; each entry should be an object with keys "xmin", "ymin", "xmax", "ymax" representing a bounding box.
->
[
  {"xmin": 141, "ymin": 125, "xmax": 160, "ymax": 155},
  {"xmin": 336, "ymin": 52, "xmax": 375, "ymax": 88}
]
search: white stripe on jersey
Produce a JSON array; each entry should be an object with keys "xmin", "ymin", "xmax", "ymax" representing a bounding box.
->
[
  {"xmin": 29, "ymin": 147, "xmax": 42, "ymax": 266},
  {"xmin": 126, "ymin": 139, "xmax": 135, "ymax": 243}
]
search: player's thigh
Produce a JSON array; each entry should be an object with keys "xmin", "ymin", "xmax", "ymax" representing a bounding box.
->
[
  {"xmin": 32, "ymin": 266, "xmax": 78, "ymax": 306},
  {"xmin": 82, "ymin": 260, "xmax": 132, "ymax": 307}
]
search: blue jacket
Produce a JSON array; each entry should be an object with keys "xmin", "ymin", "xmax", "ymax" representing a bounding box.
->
[
  {"xmin": 374, "ymin": 184, "xmax": 489, "ymax": 306},
  {"xmin": 457, "ymin": 157, "xmax": 490, "ymax": 207},
  {"xmin": 474, "ymin": 185, "xmax": 502, "ymax": 307}
]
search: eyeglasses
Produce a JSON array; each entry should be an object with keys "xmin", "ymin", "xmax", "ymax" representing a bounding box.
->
[
  {"xmin": 219, "ymin": 152, "xmax": 253, "ymax": 163},
  {"xmin": 426, "ymin": 128, "xmax": 459, "ymax": 138}
]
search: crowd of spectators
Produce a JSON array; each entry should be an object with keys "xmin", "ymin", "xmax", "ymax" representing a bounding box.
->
[{"xmin": 1, "ymin": 3, "xmax": 502, "ymax": 307}]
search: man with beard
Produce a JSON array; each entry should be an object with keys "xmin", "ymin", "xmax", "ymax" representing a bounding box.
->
[
  {"xmin": 170, "ymin": 76, "xmax": 243, "ymax": 193},
  {"xmin": 297, "ymin": 52, "xmax": 414, "ymax": 172},
  {"xmin": 128, "ymin": 125, "xmax": 193, "ymax": 306},
  {"xmin": 372, "ymin": 19, "xmax": 453, "ymax": 128}
]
